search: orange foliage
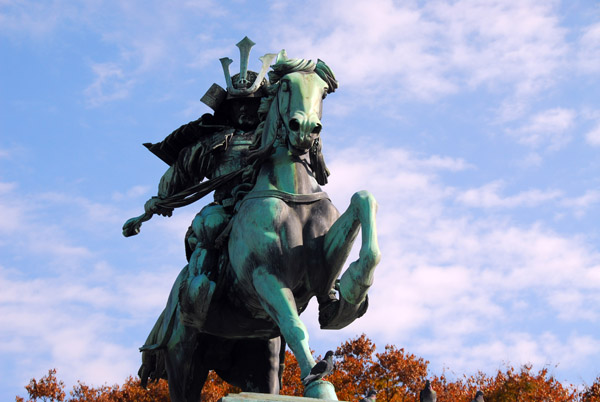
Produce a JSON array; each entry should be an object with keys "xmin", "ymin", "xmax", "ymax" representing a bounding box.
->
[
  {"xmin": 280, "ymin": 350, "xmax": 304, "ymax": 397},
  {"xmin": 70, "ymin": 375, "xmax": 170, "ymax": 402},
  {"xmin": 201, "ymin": 371, "xmax": 240, "ymax": 402},
  {"xmin": 330, "ymin": 334, "xmax": 377, "ymax": 400},
  {"xmin": 16, "ymin": 368, "xmax": 66, "ymax": 402},
  {"xmin": 323, "ymin": 335, "xmax": 430, "ymax": 402},
  {"xmin": 16, "ymin": 370, "xmax": 170, "ymax": 402},
  {"xmin": 15, "ymin": 338, "xmax": 600, "ymax": 402},
  {"xmin": 432, "ymin": 365, "xmax": 583, "ymax": 402},
  {"xmin": 371, "ymin": 344, "xmax": 428, "ymax": 402},
  {"xmin": 481, "ymin": 365, "xmax": 576, "ymax": 402},
  {"xmin": 581, "ymin": 377, "xmax": 600, "ymax": 402}
]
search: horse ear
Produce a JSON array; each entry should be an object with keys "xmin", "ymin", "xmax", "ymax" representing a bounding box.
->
[
  {"xmin": 316, "ymin": 59, "xmax": 338, "ymax": 93},
  {"xmin": 276, "ymin": 49, "xmax": 288, "ymax": 64}
]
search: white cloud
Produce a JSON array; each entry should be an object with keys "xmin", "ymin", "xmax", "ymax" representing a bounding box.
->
[
  {"xmin": 0, "ymin": 182, "xmax": 27, "ymax": 233},
  {"xmin": 578, "ymin": 22, "xmax": 600, "ymax": 74},
  {"xmin": 307, "ymin": 145, "xmax": 600, "ymax": 382},
  {"xmin": 0, "ymin": 1, "xmax": 64, "ymax": 38},
  {"xmin": 84, "ymin": 62, "xmax": 135, "ymax": 107},
  {"xmin": 0, "ymin": 0, "xmax": 230, "ymax": 107},
  {"xmin": 0, "ymin": 181, "xmax": 16, "ymax": 193},
  {"xmin": 0, "ymin": 268, "xmax": 147, "ymax": 389},
  {"xmin": 267, "ymin": 0, "xmax": 455, "ymax": 102},
  {"xmin": 548, "ymin": 289, "xmax": 598, "ymax": 321},
  {"xmin": 1, "ymin": 0, "xmax": 576, "ymax": 112},
  {"xmin": 112, "ymin": 185, "xmax": 151, "ymax": 201},
  {"xmin": 416, "ymin": 331, "xmax": 600, "ymax": 380},
  {"xmin": 265, "ymin": 0, "xmax": 567, "ymax": 110},
  {"xmin": 517, "ymin": 152, "xmax": 543, "ymax": 168},
  {"xmin": 3, "ymin": 142, "xmax": 600, "ymax": 392},
  {"xmin": 0, "ymin": 218, "xmax": 179, "ymax": 393},
  {"xmin": 561, "ymin": 190, "xmax": 600, "ymax": 217},
  {"xmin": 427, "ymin": 0, "xmax": 567, "ymax": 96},
  {"xmin": 585, "ymin": 122, "xmax": 600, "ymax": 146},
  {"xmin": 507, "ymin": 108, "xmax": 576, "ymax": 150},
  {"xmin": 456, "ymin": 180, "xmax": 561, "ymax": 208}
]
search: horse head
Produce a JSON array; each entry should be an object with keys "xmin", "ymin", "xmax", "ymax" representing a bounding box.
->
[
  {"xmin": 277, "ymin": 71, "xmax": 327, "ymax": 154},
  {"xmin": 249, "ymin": 51, "xmax": 337, "ymax": 165}
]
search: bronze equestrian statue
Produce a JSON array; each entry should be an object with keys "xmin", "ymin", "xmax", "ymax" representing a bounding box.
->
[{"xmin": 123, "ymin": 37, "xmax": 381, "ymax": 402}]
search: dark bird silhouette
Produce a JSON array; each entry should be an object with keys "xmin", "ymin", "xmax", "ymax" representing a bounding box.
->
[
  {"xmin": 359, "ymin": 390, "xmax": 377, "ymax": 402},
  {"xmin": 420, "ymin": 380, "xmax": 437, "ymax": 402},
  {"xmin": 472, "ymin": 391, "xmax": 484, "ymax": 402},
  {"xmin": 302, "ymin": 350, "xmax": 334, "ymax": 386}
]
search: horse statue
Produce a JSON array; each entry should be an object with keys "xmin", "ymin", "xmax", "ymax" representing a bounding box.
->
[{"xmin": 124, "ymin": 44, "xmax": 380, "ymax": 402}]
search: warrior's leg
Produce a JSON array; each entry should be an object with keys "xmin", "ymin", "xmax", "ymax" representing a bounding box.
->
[
  {"xmin": 179, "ymin": 204, "xmax": 230, "ymax": 329},
  {"xmin": 179, "ymin": 248, "xmax": 217, "ymax": 328}
]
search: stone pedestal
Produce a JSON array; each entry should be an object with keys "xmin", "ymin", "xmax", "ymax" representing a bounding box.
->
[{"xmin": 219, "ymin": 385, "xmax": 340, "ymax": 402}]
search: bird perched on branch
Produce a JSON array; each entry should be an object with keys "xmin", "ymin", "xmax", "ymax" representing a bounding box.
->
[
  {"xmin": 302, "ymin": 350, "xmax": 334, "ymax": 386},
  {"xmin": 420, "ymin": 380, "xmax": 437, "ymax": 402}
]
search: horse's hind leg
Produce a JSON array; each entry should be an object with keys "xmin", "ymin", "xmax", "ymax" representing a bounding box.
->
[
  {"xmin": 324, "ymin": 190, "xmax": 381, "ymax": 305},
  {"xmin": 216, "ymin": 337, "xmax": 282, "ymax": 393},
  {"xmin": 164, "ymin": 323, "xmax": 208, "ymax": 402},
  {"xmin": 252, "ymin": 267, "xmax": 316, "ymax": 379}
]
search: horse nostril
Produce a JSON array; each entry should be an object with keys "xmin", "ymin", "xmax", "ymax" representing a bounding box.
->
[
  {"xmin": 289, "ymin": 119, "xmax": 300, "ymax": 131},
  {"xmin": 312, "ymin": 124, "xmax": 322, "ymax": 134}
]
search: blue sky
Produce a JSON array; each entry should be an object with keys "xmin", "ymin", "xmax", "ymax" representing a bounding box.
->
[{"xmin": 1, "ymin": 0, "xmax": 599, "ymax": 399}]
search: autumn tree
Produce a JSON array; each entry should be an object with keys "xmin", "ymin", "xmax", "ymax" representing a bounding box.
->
[
  {"xmin": 480, "ymin": 365, "xmax": 576, "ymax": 402},
  {"xmin": 17, "ymin": 338, "xmax": 599, "ymax": 402},
  {"xmin": 69, "ymin": 375, "xmax": 170, "ymax": 402},
  {"xmin": 371, "ymin": 344, "xmax": 428, "ymax": 402},
  {"xmin": 325, "ymin": 334, "xmax": 430, "ymax": 402},
  {"xmin": 280, "ymin": 350, "xmax": 304, "ymax": 397},
  {"xmin": 430, "ymin": 372, "xmax": 470, "ymax": 402},
  {"xmin": 200, "ymin": 371, "xmax": 240, "ymax": 402},
  {"xmin": 330, "ymin": 334, "xmax": 378, "ymax": 401},
  {"xmin": 581, "ymin": 376, "xmax": 600, "ymax": 402},
  {"xmin": 16, "ymin": 370, "xmax": 171, "ymax": 402},
  {"xmin": 16, "ymin": 369, "xmax": 66, "ymax": 402},
  {"xmin": 431, "ymin": 365, "xmax": 581, "ymax": 402}
]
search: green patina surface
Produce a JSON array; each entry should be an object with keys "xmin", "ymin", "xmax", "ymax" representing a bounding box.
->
[{"xmin": 125, "ymin": 39, "xmax": 380, "ymax": 402}]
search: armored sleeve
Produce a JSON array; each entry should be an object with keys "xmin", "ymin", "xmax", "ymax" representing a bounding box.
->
[{"xmin": 157, "ymin": 129, "xmax": 234, "ymax": 198}]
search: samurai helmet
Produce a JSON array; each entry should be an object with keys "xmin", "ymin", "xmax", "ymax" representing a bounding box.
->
[{"xmin": 201, "ymin": 36, "xmax": 276, "ymax": 110}]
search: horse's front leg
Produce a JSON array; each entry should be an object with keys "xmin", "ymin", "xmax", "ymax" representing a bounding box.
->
[
  {"xmin": 252, "ymin": 267, "xmax": 316, "ymax": 379},
  {"xmin": 324, "ymin": 190, "xmax": 381, "ymax": 305}
]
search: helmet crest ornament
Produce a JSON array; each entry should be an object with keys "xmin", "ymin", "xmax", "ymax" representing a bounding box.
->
[
  {"xmin": 201, "ymin": 36, "xmax": 276, "ymax": 110},
  {"xmin": 219, "ymin": 36, "xmax": 277, "ymax": 96}
]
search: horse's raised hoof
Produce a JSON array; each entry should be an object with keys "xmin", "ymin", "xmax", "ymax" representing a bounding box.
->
[{"xmin": 304, "ymin": 380, "xmax": 338, "ymax": 400}]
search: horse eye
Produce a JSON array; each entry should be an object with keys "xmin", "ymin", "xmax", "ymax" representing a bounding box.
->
[{"xmin": 281, "ymin": 81, "xmax": 289, "ymax": 92}]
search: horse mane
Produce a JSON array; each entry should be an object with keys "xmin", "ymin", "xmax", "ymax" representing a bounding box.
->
[{"xmin": 245, "ymin": 51, "xmax": 337, "ymax": 186}]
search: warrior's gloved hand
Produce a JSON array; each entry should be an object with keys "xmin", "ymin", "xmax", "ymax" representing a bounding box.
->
[
  {"xmin": 144, "ymin": 196, "xmax": 174, "ymax": 217},
  {"xmin": 122, "ymin": 197, "xmax": 175, "ymax": 237}
]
